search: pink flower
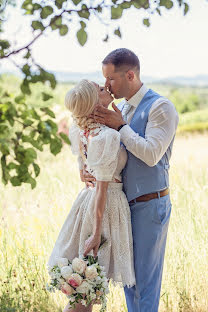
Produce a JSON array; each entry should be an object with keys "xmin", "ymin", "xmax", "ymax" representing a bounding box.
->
[
  {"xmin": 68, "ymin": 273, "xmax": 83, "ymax": 288},
  {"xmin": 69, "ymin": 279, "xmax": 79, "ymax": 287},
  {"xmin": 61, "ymin": 282, "xmax": 74, "ymax": 296}
]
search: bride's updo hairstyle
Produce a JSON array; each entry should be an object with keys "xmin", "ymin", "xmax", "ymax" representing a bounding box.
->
[{"xmin": 65, "ymin": 79, "xmax": 99, "ymax": 130}]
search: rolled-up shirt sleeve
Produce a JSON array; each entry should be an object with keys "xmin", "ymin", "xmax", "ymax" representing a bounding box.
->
[{"xmin": 119, "ymin": 98, "xmax": 179, "ymax": 167}]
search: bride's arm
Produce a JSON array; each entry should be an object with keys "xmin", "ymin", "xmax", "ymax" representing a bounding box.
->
[{"xmin": 84, "ymin": 180, "xmax": 109, "ymax": 257}]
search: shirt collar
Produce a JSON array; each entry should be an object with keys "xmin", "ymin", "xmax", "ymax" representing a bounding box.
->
[{"xmin": 126, "ymin": 84, "xmax": 149, "ymax": 107}]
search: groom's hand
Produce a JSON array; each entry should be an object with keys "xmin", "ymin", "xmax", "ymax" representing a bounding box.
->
[{"xmin": 94, "ymin": 103, "xmax": 125, "ymax": 130}]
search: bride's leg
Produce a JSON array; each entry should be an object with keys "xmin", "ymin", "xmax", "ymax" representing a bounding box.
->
[{"xmin": 63, "ymin": 302, "xmax": 92, "ymax": 312}]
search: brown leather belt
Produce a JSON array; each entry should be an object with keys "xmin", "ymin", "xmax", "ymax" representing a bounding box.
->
[{"xmin": 129, "ymin": 188, "xmax": 169, "ymax": 204}]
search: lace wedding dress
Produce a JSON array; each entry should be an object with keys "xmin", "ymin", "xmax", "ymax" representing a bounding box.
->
[{"xmin": 48, "ymin": 124, "xmax": 135, "ymax": 288}]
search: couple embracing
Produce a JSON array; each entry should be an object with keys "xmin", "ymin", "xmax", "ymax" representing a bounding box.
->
[{"xmin": 48, "ymin": 48, "xmax": 179, "ymax": 312}]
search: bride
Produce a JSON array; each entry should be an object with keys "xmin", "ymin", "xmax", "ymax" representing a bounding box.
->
[{"xmin": 48, "ymin": 79, "xmax": 135, "ymax": 312}]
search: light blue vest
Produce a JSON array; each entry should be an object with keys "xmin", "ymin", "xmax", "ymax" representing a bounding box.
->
[{"xmin": 120, "ymin": 89, "xmax": 174, "ymax": 202}]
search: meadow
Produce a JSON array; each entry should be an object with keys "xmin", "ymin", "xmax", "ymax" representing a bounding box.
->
[{"xmin": 0, "ymin": 132, "xmax": 208, "ymax": 312}]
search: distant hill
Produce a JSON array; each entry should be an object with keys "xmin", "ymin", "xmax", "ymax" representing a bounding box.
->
[
  {"xmin": 47, "ymin": 71, "xmax": 208, "ymax": 87},
  {"xmin": 1, "ymin": 69, "xmax": 208, "ymax": 87}
]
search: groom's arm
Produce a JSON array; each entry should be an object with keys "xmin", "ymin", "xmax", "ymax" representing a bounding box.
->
[
  {"xmin": 119, "ymin": 99, "xmax": 179, "ymax": 166},
  {"xmin": 95, "ymin": 99, "xmax": 179, "ymax": 167}
]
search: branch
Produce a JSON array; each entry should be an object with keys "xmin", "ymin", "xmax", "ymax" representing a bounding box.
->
[
  {"xmin": 1, "ymin": 2, "xmax": 112, "ymax": 59},
  {"xmin": 13, "ymin": 118, "xmax": 39, "ymax": 131},
  {"xmin": 1, "ymin": 32, "xmax": 42, "ymax": 59}
]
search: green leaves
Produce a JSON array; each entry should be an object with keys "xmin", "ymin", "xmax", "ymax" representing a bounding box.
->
[
  {"xmin": 33, "ymin": 163, "xmax": 40, "ymax": 177},
  {"xmin": 22, "ymin": 64, "xmax": 30, "ymax": 76},
  {"xmin": 111, "ymin": 6, "xmax": 123, "ymax": 19},
  {"xmin": 55, "ymin": 0, "xmax": 67, "ymax": 10},
  {"xmin": 32, "ymin": 21, "xmax": 45, "ymax": 31},
  {"xmin": 42, "ymin": 92, "xmax": 53, "ymax": 102},
  {"xmin": 0, "ymin": 90, "xmax": 67, "ymax": 189},
  {"xmin": 40, "ymin": 107, "xmax": 55, "ymax": 118},
  {"xmin": 41, "ymin": 6, "xmax": 53, "ymax": 19},
  {"xmin": 20, "ymin": 79, "xmax": 31, "ymax": 95},
  {"xmin": 49, "ymin": 15, "xmax": 69, "ymax": 36},
  {"xmin": 0, "ymin": 40, "xmax": 10, "ymax": 50},
  {"xmin": 184, "ymin": 2, "xmax": 189, "ymax": 15},
  {"xmin": 50, "ymin": 137, "xmax": 62, "ymax": 155},
  {"xmin": 50, "ymin": 16, "xmax": 62, "ymax": 31},
  {"xmin": 133, "ymin": 0, "xmax": 149, "ymax": 9},
  {"xmin": 78, "ymin": 5, "xmax": 90, "ymax": 19},
  {"xmin": 15, "ymin": 95, "xmax": 26, "ymax": 104},
  {"xmin": 0, "ymin": 40, "xmax": 10, "ymax": 58},
  {"xmin": 59, "ymin": 24, "xmax": 68, "ymax": 36},
  {"xmin": 121, "ymin": 1, "xmax": 132, "ymax": 9},
  {"xmin": 59, "ymin": 132, "xmax": 70, "ymax": 145},
  {"xmin": 143, "ymin": 18, "xmax": 150, "ymax": 27},
  {"xmin": 114, "ymin": 27, "xmax": 121, "ymax": 38},
  {"xmin": 72, "ymin": 0, "xmax": 82, "ymax": 5},
  {"xmin": 77, "ymin": 22, "xmax": 87, "ymax": 46},
  {"xmin": 159, "ymin": 0, "xmax": 173, "ymax": 9}
]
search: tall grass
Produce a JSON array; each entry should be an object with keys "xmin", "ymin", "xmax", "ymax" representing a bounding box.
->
[{"xmin": 0, "ymin": 134, "xmax": 208, "ymax": 312}]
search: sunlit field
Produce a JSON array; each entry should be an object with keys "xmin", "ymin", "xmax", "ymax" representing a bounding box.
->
[{"xmin": 0, "ymin": 133, "xmax": 208, "ymax": 312}]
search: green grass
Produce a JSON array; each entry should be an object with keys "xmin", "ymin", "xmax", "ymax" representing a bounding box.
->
[
  {"xmin": 177, "ymin": 108, "xmax": 208, "ymax": 134},
  {"xmin": 179, "ymin": 108, "xmax": 208, "ymax": 125},
  {"xmin": 0, "ymin": 134, "xmax": 208, "ymax": 312}
]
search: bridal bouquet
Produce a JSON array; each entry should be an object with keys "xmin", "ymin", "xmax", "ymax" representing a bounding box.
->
[{"xmin": 46, "ymin": 255, "xmax": 109, "ymax": 312}]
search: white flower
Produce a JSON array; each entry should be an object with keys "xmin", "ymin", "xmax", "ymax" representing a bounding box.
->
[
  {"xmin": 72, "ymin": 258, "xmax": 87, "ymax": 275},
  {"xmin": 91, "ymin": 293, "xmax": 96, "ymax": 300},
  {"xmin": 103, "ymin": 281, "xmax": 108, "ymax": 288},
  {"xmin": 57, "ymin": 258, "xmax": 69, "ymax": 268},
  {"xmin": 61, "ymin": 265, "xmax": 73, "ymax": 280},
  {"xmin": 70, "ymin": 297, "xmax": 75, "ymax": 303},
  {"xmin": 46, "ymin": 283, "xmax": 55, "ymax": 293},
  {"xmin": 76, "ymin": 280, "xmax": 92, "ymax": 294},
  {"xmin": 68, "ymin": 273, "xmax": 83, "ymax": 287},
  {"xmin": 61, "ymin": 282, "xmax": 74, "ymax": 296},
  {"xmin": 85, "ymin": 265, "xmax": 98, "ymax": 280},
  {"xmin": 49, "ymin": 268, "xmax": 61, "ymax": 280},
  {"xmin": 58, "ymin": 277, "xmax": 65, "ymax": 286},
  {"xmin": 96, "ymin": 276, "xmax": 101, "ymax": 282},
  {"xmin": 81, "ymin": 299, "xmax": 87, "ymax": 306}
]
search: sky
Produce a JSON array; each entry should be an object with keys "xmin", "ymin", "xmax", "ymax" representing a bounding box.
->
[{"xmin": 1, "ymin": 0, "xmax": 208, "ymax": 79}]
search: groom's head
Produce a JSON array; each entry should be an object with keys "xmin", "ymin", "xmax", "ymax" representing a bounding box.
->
[{"xmin": 102, "ymin": 48, "xmax": 141, "ymax": 100}]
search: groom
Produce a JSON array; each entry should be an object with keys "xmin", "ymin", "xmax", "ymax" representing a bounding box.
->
[{"xmin": 92, "ymin": 48, "xmax": 179, "ymax": 312}]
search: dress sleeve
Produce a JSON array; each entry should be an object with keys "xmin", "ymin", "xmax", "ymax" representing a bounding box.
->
[
  {"xmin": 87, "ymin": 128, "xmax": 121, "ymax": 181},
  {"xmin": 69, "ymin": 123, "xmax": 84, "ymax": 170}
]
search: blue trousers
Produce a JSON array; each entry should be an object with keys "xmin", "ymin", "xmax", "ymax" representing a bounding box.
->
[{"xmin": 124, "ymin": 194, "xmax": 171, "ymax": 312}]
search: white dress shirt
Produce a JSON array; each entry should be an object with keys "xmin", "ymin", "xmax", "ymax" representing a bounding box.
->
[{"xmin": 119, "ymin": 84, "xmax": 179, "ymax": 167}]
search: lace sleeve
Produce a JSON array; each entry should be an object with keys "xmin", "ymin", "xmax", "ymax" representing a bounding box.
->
[
  {"xmin": 69, "ymin": 123, "xmax": 84, "ymax": 170},
  {"xmin": 87, "ymin": 128, "xmax": 120, "ymax": 181}
]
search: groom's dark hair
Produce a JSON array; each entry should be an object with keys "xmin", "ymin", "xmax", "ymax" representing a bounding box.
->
[{"xmin": 102, "ymin": 48, "xmax": 140, "ymax": 76}]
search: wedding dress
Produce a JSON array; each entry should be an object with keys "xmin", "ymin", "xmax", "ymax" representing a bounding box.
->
[{"xmin": 48, "ymin": 124, "xmax": 135, "ymax": 287}]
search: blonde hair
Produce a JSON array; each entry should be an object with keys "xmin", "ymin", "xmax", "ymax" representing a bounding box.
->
[{"xmin": 65, "ymin": 79, "xmax": 99, "ymax": 129}]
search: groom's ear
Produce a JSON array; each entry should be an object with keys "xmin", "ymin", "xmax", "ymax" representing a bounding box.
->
[{"xmin": 126, "ymin": 70, "xmax": 135, "ymax": 81}]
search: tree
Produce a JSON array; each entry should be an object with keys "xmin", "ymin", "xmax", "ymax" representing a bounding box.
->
[{"xmin": 0, "ymin": 0, "xmax": 192, "ymax": 188}]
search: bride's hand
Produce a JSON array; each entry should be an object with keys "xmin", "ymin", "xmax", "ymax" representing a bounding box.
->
[{"xmin": 84, "ymin": 233, "xmax": 101, "ymax": 257}]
